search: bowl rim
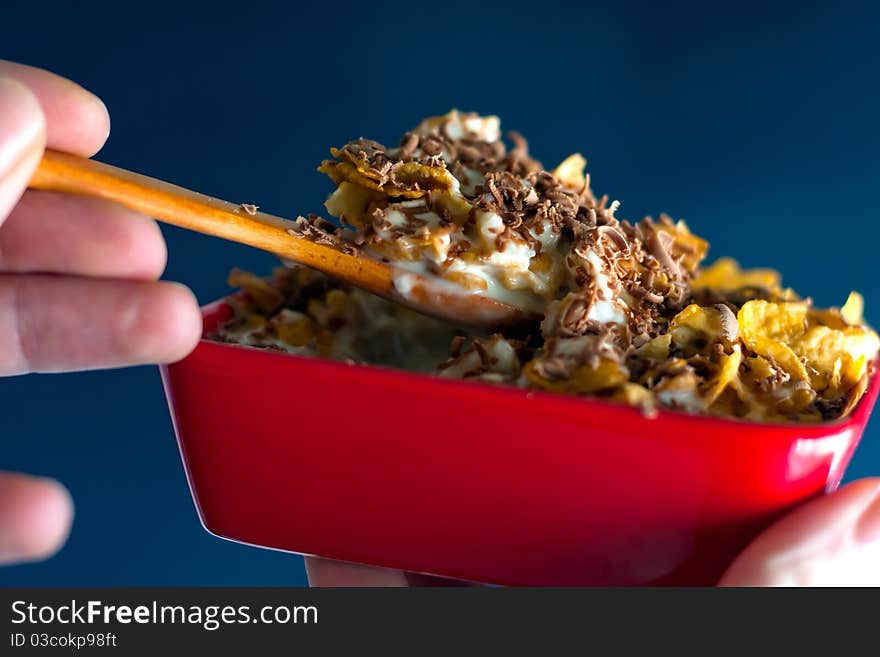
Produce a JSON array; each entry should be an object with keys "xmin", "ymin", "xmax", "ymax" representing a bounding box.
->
[{"xmin": 190, "ymin": 298, "xmax": 880, "ymax": 435}]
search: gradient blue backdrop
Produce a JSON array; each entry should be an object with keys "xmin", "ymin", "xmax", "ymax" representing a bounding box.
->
[{"xmin": 3, "ymin": 1, "xmax": 879, "ymax": 585}]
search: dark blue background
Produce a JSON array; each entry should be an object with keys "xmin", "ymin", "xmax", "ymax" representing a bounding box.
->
[{"xmin": 2, "ymin": 1, "xmax": 879, "ymax": 584}]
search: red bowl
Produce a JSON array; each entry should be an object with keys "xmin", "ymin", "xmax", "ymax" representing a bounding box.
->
[{"xmin": 160, "ymin": 299, "xmax": 880, "ymax": 586}]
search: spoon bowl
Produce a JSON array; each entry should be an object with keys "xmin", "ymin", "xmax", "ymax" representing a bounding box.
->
[{"xmin": 29, "ymin": 149, "xmax": 539, "ymax": 329}]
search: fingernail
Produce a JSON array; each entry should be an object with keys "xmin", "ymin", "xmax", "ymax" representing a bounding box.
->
[
  {"xmin": 854, "ymin": 486, "xmax": 880, "ymax": 546},
  {"xmin": 0, "ymin": 77, "xmax": 45, "ymax": 177}
]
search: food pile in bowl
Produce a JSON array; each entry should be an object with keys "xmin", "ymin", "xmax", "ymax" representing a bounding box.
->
[{"xmin": 211, "ymin": 111, "xmax": 879, "ymax": 423}]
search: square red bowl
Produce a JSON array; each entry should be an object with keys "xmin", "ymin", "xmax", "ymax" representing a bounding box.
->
[{"xmin": 160, "ymin": 299, "xmax": 880, "ymax": 586}]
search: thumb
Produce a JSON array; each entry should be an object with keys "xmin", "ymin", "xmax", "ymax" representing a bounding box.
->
[
  {"xmin": 0, "ymin": 76, "xmax": 46, "ymax": 226},
  {"xmin": 719, "ymin": 478, "xmax": 880, "ymax": 586}
]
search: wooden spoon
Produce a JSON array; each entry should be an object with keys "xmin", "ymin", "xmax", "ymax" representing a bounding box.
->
[{"xmin": 29, "ymin": 150, "xmax": 540, "ymax": 328}]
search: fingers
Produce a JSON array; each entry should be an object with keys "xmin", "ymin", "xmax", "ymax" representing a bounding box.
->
[
  {"xmin": 0, "ymin": 78, "xmax": 46, "ymax": 227},
  {"xmin": 305, "ymin": 557, "xmax": 410, "ymax": 587},
  {"xmin": 0, "ymin": 60, "xmax": 109, "ymax": 157},
  {"xmin": 0, "ymin": 472, "xmax": 73, "ymax": 565},
  {"xmin": 0, "ymin": 62, "xmax": 111, "ymax": 232},
  {"xmin": 719, "ymin": 478, "xmax": 880, "ymax": 586},
  {"xmin": 0, "ymin": 191, "xmax": 167, "ymax": 279},
  {"xmin": 0, "ymin": 274, "xmax": 202, "ymax": 375}
]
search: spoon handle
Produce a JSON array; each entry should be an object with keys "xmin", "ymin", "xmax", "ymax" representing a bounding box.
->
[{"xmin": 29, "ymin": 149, "xmax": 393, "ymax": 295}]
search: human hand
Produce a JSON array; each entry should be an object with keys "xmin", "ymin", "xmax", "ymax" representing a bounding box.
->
[
  {"xmin": 0, "ymin": 61, "xmax": 202, "ymax": 565},
  {"xmin": 305, "ymin": 477, "xmax": 880, "ymax": 586}
]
